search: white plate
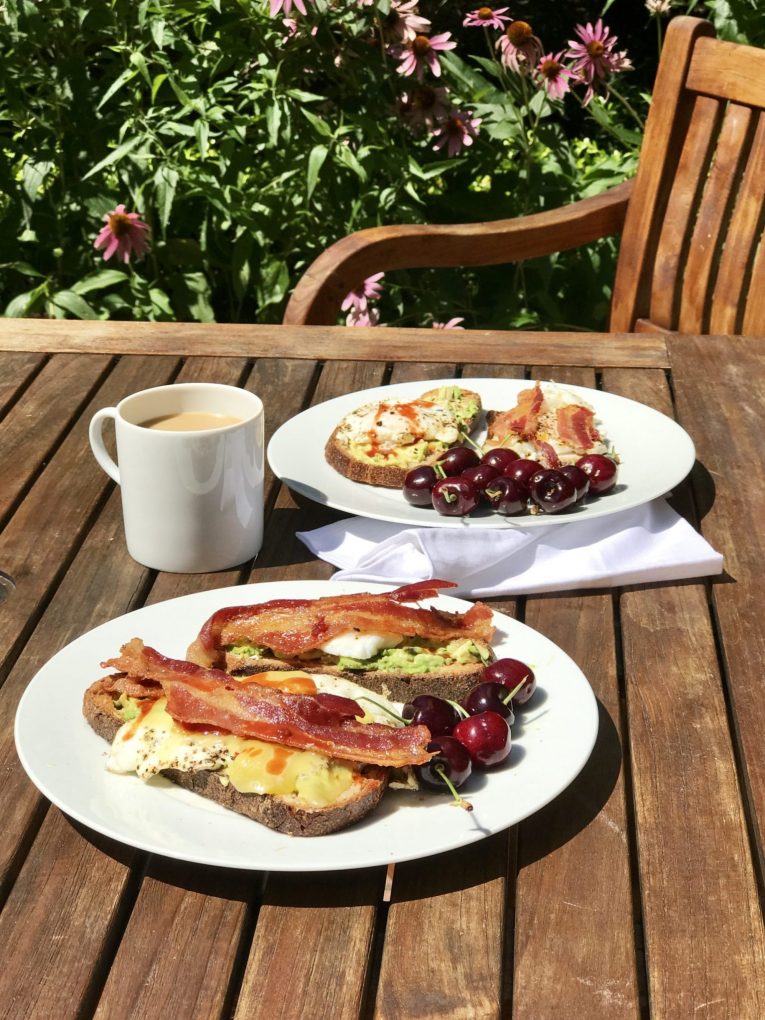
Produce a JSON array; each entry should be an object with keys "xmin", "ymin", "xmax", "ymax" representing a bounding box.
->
[
  {"xmin": 267, "ymin": 377, "xmax": 696, "ymax": 529},
  {"xmin": 15, "ymin": 581, "xmax": 598, "ymax": 871}
]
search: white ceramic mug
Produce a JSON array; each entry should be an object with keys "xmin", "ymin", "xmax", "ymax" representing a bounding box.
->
[{"xmin": 89, "ymin": 383, "xmax": 264, "ymax": 573}]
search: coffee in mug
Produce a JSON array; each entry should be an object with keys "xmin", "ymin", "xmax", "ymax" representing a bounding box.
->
[{"xmin": 89, "ymin": 383, "xmax": 264, "ymax": 573}]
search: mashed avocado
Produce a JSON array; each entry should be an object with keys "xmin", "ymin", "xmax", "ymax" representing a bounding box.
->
[
  {"xmin": 433, "ymin": 386, "xmax": 479, "ymax": 426},
  {"xmin": 227, "ymin": 637, "xmax": 490, "ymax": 674},
  {"xmin": 115, "ymin": 693, "xmax": 139, "ymax": 721}
]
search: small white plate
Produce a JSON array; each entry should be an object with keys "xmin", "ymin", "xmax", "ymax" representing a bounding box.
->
[
  {"xmin": 15, "ymin": 581, "xmax": 598, "ymax": 871},
  {"xmin": 267, "ymin": 377, "xmax": 695, "ymax": 529}
]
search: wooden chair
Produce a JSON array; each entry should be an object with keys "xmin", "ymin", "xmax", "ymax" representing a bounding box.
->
[{"xmin": 283, "ymin": 17, "xmax": 765, "ymax": 335}]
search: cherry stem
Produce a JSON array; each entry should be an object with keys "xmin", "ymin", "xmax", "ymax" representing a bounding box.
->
[
  {"xmin": 458, "ymin": 430, "xmax": 482, "ymax": 453},
  {"xmin": 446, "ymin": 698, "xmax": 469, "ymax": 718},
  {"xmin": 435, "ymin": 764, "xmax": 473, "ymax": 811},
  {"xmin": 357, "ymin": 695, "xmax": 406, "ymax": 724},
  {"xmin": 434, "ymin": 463, "xmax": 447, "ymax": 479},
  {"xmin": 502, "ymin": 678, "xmax": 528, "ymax": 705}
]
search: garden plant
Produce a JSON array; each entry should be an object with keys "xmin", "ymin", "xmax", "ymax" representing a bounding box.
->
[{"xmin": 0, "ymin": 0, "xmax": 761, "ymax": 330}]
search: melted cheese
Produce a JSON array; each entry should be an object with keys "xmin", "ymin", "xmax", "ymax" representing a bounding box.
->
[{"xmin": 107, "ymin": 674, "xmax": 403, "ymax": 805}]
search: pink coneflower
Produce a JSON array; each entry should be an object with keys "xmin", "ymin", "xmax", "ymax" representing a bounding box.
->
[
  {"xmin": 432, "ymin": 110, "xmax": 481, "ymax": 157},
  {"xmin": 93, "ymin": 205, "xmax": 150, "ymax": 264},
  {"xmin": 399, "ymin": 85, "xmax": 451, "ymax": 132},
  {"xmin": 396, "ymin": 32, "xmax": 456, "ymax": 81},
  {"xmin": 463, "ymin": 6, "xmax": 510, "ymax": 30},
  {"xmin": 270, "ymin": 0, "xmax": 307, "ymax": 16},
  {"xmin": 341, "ymin": 272, "xmax": 384, "ymax": 314},
  {"xmin": 535, "ymin": 52, "xmax": 573, "ymax": 100},
  {"xmin": 346, "ymin": 307, "xmax": 381, "ymax": 327},
  {"xmin": 497, "ymin": 20, "xmax": 543, "ymax": 73},
  {"xmin": 565, "ymin": 19, "xmax": 626, "ymax": 103},
  {"xmin": 432, "ymin": 317, "xmax": 465, "ymax": 329},
  {"xmin": 382, "ymin": 1, "xmax": 430, "ymax": 44}
]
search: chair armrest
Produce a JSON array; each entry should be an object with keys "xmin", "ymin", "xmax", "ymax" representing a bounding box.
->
[{"xmin": 283, "ymin": 179, "xmax": 633, "ymax": 325}]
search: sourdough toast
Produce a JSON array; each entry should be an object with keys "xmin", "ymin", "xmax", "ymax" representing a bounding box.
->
[
  {"xmin": 83, "ymin": 679, "xmax": 389, "ymax": 837},
  {"xmin": 325, "ymin": 386, "xmax": 482, "ymax": 488}
]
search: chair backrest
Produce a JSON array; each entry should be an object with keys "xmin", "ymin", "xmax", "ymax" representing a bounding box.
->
[{"xmin": 612, "ymin": 17, "xmax": 765, "ymax": 335}]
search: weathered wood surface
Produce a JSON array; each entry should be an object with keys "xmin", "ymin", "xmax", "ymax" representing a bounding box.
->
[
  {"xmin": 1, "ymin": 331, "xmax": 764, "ymax": 1020},
  {"xmin": 0, "ymin": 317, "xmax": 670, "ymax": 368}
]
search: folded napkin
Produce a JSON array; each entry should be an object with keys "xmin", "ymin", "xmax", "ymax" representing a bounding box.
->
[{"xmin": 297, "ymin": 499, "xmax": 723, "ymax": 597}]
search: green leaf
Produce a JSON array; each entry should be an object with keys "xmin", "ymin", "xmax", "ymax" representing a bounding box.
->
[
  {"xmin": 150, "ymin": 17, "xmax": 166, "ymax": 48},
  {"xmin": 301, "ymin": 108, "xmax": 333, "ymax": 139},
  {"xmin": 195, "ymin": 119, "xmax": 209, "ymax": 159},
  {"xmin": 49, "ymin": 289, "xmax": 99, "ymax": 319},
  {"xmin": 334, "ymin": 145, "xmax": 367, "ymax": 182},
  {"xmin": 130, "ymin": 51, "xmax": 152, "ymax": 87},
  {"xmin": 151, "ymin": 72, "xmax": 168, "ymax": 102},
  {"xmin": 306, "ymin": 143, "xmax": 328, "ymax": 199},
  {"xmin": 83, "ymin": 136, "xmax": 143, "ymax": 180},
  {"xmin": 232, "ymin": 232, "xmax": 253, "ymax": 301},
  {"xmin": 22, "ymin": 160, "xmax": 54, "ymax": 202},
  {"xmin": 72, "ymin": 269, "xmax": 128, "ymax": 295},
  {"xmin": 149, "ymin": 287, "xmax": 174, "ymax": 318},
  {"xmin": 4, "ymin": 289, "xmax": 42, "ymax": 317},
  {"xmin": 266, "ymin": 102, "xmax": 281, "ymax": 146},
  {"xmin": 155, "ymin": 166, "xmax": 179, "ymax": 229},
  {"xmin": 4, "ymin": 260, "xmax": 44, "ymax": 278},
  {"xmin": 97, "ymin": 66, "xmax": 138, "ymax": 111}
]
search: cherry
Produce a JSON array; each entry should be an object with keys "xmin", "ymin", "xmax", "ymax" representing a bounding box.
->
[
  {"xmin": 402, "ymin": 695, "xmax": 461, "ymax": 736},
  {"xmin": 437, "ymin": 446, "xmax": 480, "ymax": 476},
  {"xmin": 575, "ymin": 454, "xmax": 618, "ymax": 494},
  {"xmin": 503, "ymin": 458, "xmax": 540, "ymax": 490},
  {"xmin": 529, "ymin": 468, "xmax": 578, "ymax": 514},
  {"xmin": 431, "ymin": 476, "xmax": 478, "ymax": 516},
  {"xmin": 481, "ymin": 447, "xmax": 519, "ymax": 471},
  {"xmin": 559, "ymin": 464, "xmax": 590, "ymax": 501},
  {"xmin": 460, "ymin": 463, "xmax": 500, "ymax": 498},
  {"xmin": 482, "ymin": 658, "xmax": 536, "ymax": 704},
  {"xmin": 453, "ymin": 711, "xmax": 512, "ymax": 769},
  {"xmin": 462, "ymin": 682, "xmax": 515, "ymax": 724},
  {"xmin": 415, "ymin": 736, "xmax": 473, "ymax": 790},
  {"xmin": 483, "ymin": 476, "xmax": 526, "ymax": 515},
  {"xmin": 402, "ymin": 465, "xmax": 438, "ymax": 507}
]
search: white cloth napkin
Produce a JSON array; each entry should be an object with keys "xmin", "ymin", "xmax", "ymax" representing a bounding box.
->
[{"xmin": 297, "ymin": 499, "xmax": 723, "ymax": 597}]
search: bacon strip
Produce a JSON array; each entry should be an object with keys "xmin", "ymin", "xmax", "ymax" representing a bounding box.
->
[
  {"xmin": 102, "ymin": 640, "xmax": 434, "ymax": 768},
  {"xmin": 506, "ymin": 382, "xmax": 544, "ymax": 439},
  {"xmin": 556, "ymin": 404, "xmax": 601, "ymax": 453},
  {"xmin": 187, "ymin": 580, "xmax": 493, "ymax": 669}
]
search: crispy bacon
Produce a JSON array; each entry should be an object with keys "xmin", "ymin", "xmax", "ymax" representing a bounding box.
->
[
  {"xmin": 556, "ymin": 404, "xmax": 601, "ymax": 453},
  {"xmin": 530, "ymin": 439, "xmax": 561, "ymax": 469},
  {"xmin": 506, "ymin": 382, "xmax": 544, "ymax": 439},
  {"xmin": 102, "ymin": 640, "xmax": 434, "ymax": 767},
  {"xmin": 187, "ymin": 580, "xmax": 493, "ymax": 668}
]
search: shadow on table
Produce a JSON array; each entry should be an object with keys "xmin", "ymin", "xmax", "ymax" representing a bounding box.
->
[{"xmin": 517, "ymin": 697, "xmax": 622, "ymax": 866}]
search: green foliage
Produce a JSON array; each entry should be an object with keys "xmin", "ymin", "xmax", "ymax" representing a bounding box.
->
[{"xmin": 0, "ymin": 0, "xmax": 756, "ymax": 329}]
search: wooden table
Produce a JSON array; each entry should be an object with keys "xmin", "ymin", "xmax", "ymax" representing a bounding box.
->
[{"xmin": 1, "ymin": 320, "xmax": 764, "ymax": 1019}]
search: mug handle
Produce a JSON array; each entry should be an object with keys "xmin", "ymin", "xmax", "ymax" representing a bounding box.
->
[{"xmin": 89, "ymin": 408, "xmax": 121, "ymax": 483}]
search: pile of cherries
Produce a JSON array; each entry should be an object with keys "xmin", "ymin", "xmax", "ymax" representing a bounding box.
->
[
  {"xmin": 402, "ymin": 657, "xmax": 537, "ymax": 807},
  {"xmin": 403, "ymin": 445, "xmax": 618, "ymax": 518}
]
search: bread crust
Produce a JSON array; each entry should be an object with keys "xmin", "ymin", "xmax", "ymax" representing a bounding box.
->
[
  {"xmin": 83, "ymin": 679, "xmax": 389, "ymax": 837},
  {"xmin": 225, "ymin": 655, "xmax": 487, "ymax": 704}
]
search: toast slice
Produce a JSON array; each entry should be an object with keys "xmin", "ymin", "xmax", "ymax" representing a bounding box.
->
[
  {"xmin": 224, "ymin": 654, "xmax": 489, "ymax": 705},
  {"xmin": 83, "ymin": 679, "xmax": 389, "ymax": 837},
  {"xmin": 325, "ymin": 386, "xmax": 482, "ymax": 488}
]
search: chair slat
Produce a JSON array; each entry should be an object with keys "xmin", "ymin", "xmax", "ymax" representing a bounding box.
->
[
  {"xmin": 610, "ymin": 18, "xmax": 715, "ymax": 332},
  {"xmin": 742, "ymin": 227, "xmax": 765, "ymax": 334},
  {"xmin": 678, "ymin": 102, "xmax": 753, "ymax": 333},
  {"xmin": 649, "ymin": 95, "xmax": 722, "ymax": 329},
  {"xmin": 710, "ymin": 113, "xmax": 765, "ymax": 333},
  {"xmin": 687, "ymin": 35, "xmax": 765, "ymax": 107}
]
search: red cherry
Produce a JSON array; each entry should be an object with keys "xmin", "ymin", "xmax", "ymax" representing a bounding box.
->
[
  {"xmin": 575, "ymin": 454, "xmax": 618, "ymax": 494},
  {"xmin": 481, "ymin": 448, "xmax": 519, "ymax": 471},
  {"xmin": 431, "ymin": 477, "xmax": 479, "ymax": 516},
  {"xmin": 482, "ymin": 658, "xmax": 536, "ymax": 704},
  {"xmin": 452, "ymin": 711, "xmax": 512, "ymax": 769}
]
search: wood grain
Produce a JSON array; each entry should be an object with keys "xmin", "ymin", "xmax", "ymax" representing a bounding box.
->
[
  {"xmin": 0, "ymin": 318, "xmax": 670, "ymax": 369},
  {"xmin": 669, "ymin": 335, "xmax": 765, "ymax": 870},
  {"xmin": 0, "ymin": 353, "xmax": 111, "ymax": 523},
  {"xmin": 609, "ymin": 361, "xmax": 765, "ymax": 1018},
  {"xmin": 0, "ymin": 351, "xmax": 46, "ymax": 417},
  {"xmin": 686, "ymin": 34, "xmax": 765, "ymax": 106}
]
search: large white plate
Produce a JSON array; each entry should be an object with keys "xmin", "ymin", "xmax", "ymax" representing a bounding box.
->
[
  {"xmin": 267, "ymin": 377, "xmax": 696, "ymax": 529},
  {"xmin": 15, "ymin": 581, "xmax": 598, "ymax": 871}
]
